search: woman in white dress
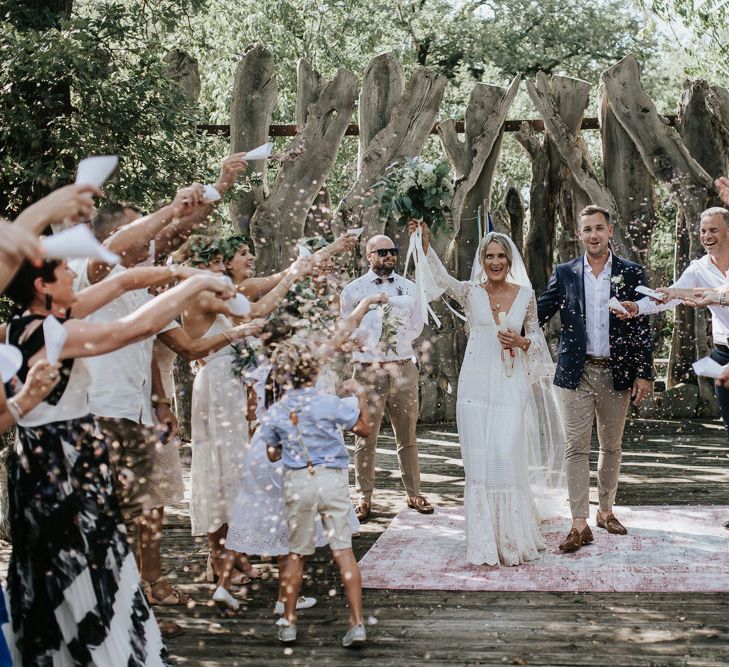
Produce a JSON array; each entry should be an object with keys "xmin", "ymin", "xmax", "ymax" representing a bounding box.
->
[
  {"xmin": 182, "ymin": 233, "xmax": 357, "ymax": 610},
  {"xmin": 412, "ymin": 222, "xmax": 564, "ymax": 566}
]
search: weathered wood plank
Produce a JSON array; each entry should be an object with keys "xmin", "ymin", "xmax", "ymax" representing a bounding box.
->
[{"xmin": 2, "ymin": 418, "xmax": 728, "ymax": 665}]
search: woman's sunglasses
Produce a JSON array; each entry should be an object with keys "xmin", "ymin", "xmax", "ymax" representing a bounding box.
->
[{"xmin": 373, "ymin": 247, "xmax": 399, "ymax": 257}]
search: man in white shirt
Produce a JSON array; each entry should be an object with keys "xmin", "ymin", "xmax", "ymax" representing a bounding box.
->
[
  {"xmin": 538, "ymin": 206, "xmax": 653, "ymax": 553},
  {"xmin": 622, "ymin": 206, "xmax": 729, "ymax": 436},
  {"xmin": 340, "ymin": 234, "xmax": 431, "ymax": 521}
]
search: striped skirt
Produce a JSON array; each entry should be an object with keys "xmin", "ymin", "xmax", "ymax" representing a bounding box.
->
[{"xmin": 6, "ymin": 416, "xmax": 167, "ymax": 666}]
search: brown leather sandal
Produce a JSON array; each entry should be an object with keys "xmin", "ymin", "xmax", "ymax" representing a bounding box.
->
[
  {"xmin": 143, "ymin": 577, "xmax": 191, "ymax": 606},
  {"xmin": 354, "ymin": 502, "xmax": 371, "ymax": 523}
]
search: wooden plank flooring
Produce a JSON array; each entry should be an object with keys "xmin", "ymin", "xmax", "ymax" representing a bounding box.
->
[{"xmin": 4, "ymin": 416, "xmax": 729, "ymax": 665}]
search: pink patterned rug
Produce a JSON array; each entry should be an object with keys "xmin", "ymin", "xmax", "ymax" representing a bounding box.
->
[{"xmin": 358, "ymin": 506, "xmax": 729, "ymax": 592}]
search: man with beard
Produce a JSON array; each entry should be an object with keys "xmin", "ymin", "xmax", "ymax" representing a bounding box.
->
[{"xmin": 341, "ymin": 234, "xmax": 432, "ymax": 523}]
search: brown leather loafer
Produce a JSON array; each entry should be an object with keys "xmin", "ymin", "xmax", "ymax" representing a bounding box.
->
[
  {"xmin": 354, "ymin": 502, "xmax": 371, "ymax": 523},
  {"xmin": 407, "ymin": 495, "xmax": 434, "ymax": 514},
  {"xmin": 558, "ymin": 525, "xmax": 594, "ymax": 553},
  {"xmin": 596, "ymin": 512, "xmax": 628, "ymax": 535}
]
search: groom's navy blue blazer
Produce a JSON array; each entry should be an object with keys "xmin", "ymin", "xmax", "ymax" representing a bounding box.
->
[{"xmin": 536, "ymin": 253, "xmax": 653, "ymax": 391}]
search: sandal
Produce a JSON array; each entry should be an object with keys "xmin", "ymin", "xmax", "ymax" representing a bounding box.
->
[
  {"xmin": 206, "ymin": 555, "xmax": 252, "ymax": 585},
  {"xmin": 354, "ymin": 502, "xmax": 371, "ymax": 523},
  {"xmin": 143, "ymin": 577, "xmax": 191, "ymax": 606}
]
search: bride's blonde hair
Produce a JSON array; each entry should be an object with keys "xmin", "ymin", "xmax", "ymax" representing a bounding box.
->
[{"xmin": 479, "ymin": 232, "xmax": 513, "ymax": 272}]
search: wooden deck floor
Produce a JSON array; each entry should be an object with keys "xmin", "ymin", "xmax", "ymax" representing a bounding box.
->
[{"xmin": 7, "ymin": 417, "xmax": 729, "ymax": 665}]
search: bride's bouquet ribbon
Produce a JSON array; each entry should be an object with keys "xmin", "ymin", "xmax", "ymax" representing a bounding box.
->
[{"xmin": 404, "ymin": 228, "xmax": 443, "ymax": 328}]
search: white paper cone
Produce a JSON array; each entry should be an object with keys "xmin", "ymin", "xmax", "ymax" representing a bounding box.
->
[
  {"xmin": 43, "ymin": 315, "xmax": 68, "ymax": 365},
  {"xmin": 347, "ymin": 227, "xmax": 364, "ymax": 238},
  {"xmin": 608, "ymin": 296, "xmax": 629, "ymax": 315},
  {"xmin": 41, "ymin": 225, "xmax": 120, "ymax": 265},
  {"xmin": 692, "ymin": 356, "xmax": 726, "ymax": 380},
  {"xmin": 635, "ymin": 285, "xmax": 666, "ymax": 300},
  {"xmin": 228, "ymin": 293, "xmax": 252, "ymax": 317},
  {"xmin": 75, "ymin": 155, "xmax": 118, "ymax": 188},
  {"xmin": 244, "ymin": 142, "xmax": 274, "ymax": 161},
  {"xmin": 203, "ymin": 185, "xmax": 221, "ymax": 202},
  {"xmin": 298, "ymin": 245, "xmax": 312, "ymax": 258},
  {"xmin": 0, "ymin": 344, "xmax": 23, "ymax": 383}
]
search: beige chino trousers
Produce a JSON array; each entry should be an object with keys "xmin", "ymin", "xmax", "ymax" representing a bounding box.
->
[
  {"xmin": 353, "ymin": 360, "xmax": 421, "ymax": 503},
  {"xmin": 559, "ymin": 364, "xmax": 631, "ymax": 519}
]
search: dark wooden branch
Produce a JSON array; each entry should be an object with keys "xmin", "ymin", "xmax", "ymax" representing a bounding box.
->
[{"xmin": 196, "ymin": 115, "xmax": 679, "ymax": 138}]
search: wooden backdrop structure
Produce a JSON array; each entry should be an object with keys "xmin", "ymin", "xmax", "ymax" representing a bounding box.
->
[{"xmin": 175, "ymin": 47, "xmax": 729, "ymax": 422}]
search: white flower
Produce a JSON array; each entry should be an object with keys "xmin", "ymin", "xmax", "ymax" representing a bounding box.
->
[{"xmin": 610, "ymin": 274, "xmax": 624, "ymax": 286}]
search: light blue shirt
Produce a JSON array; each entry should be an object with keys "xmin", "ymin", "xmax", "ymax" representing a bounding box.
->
[{"xmin": 259, "ymin": 387, "xmax": 360, "ymax": 470}]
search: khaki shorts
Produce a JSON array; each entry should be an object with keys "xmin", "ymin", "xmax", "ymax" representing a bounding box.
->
[{"xmin": 283, "ymin": 467, "xmax": 353, "ymax": 556}]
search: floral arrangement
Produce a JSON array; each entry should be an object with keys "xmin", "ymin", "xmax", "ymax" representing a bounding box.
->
[
  {"xmin": 230, "ymin": 337, "xmax": 263, "ymax": 380},
  {"xmin": 371, "ymin": 157, "xmax": 453, "ymax": 236}
]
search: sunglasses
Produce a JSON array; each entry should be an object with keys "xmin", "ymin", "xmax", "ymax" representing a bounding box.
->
[{"xmin": 373, "ymin": 247, "xmax": 399, "ymax": 257}]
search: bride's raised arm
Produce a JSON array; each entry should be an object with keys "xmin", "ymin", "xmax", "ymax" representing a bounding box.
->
[{"xmin": 407, "ymin": 220, "xmax": 469, "ymax": 307}]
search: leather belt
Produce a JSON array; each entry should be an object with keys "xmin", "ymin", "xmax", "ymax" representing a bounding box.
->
[
  {"xmin": 357, "ymin": 359, "xmax": 412, "ymax": 367},
  {"xmin": 585, "ymin": 355, "xmax": 611, "ymax": 368}
]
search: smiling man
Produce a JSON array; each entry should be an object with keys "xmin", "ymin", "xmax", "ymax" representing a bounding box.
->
[
  {"xmin": 622, "ymin": 207, "xmax": 729, "ymax": 438},
  {"xmin": 340, "ymin": 234, "xmax": 430, "ymax": 523},
  {"xmin": 537, "ymin": 205, "xmax": 653, "ymax": 554}
]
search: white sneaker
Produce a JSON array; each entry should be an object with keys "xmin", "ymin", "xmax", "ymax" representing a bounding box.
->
[
  {"xmin": 273, "ymin": 597, "xmax": 317, "ymax": 615},
  {"xmin": 276, "ymin": 617, "xmax": 297, "ymax": 643},
  {"xmin": 212, "ymin": 586, "xmax": 239, "ymax": 612},
  {"xmin": 342, "ymin": 623, "xmax": 367, "ymax": 648}
]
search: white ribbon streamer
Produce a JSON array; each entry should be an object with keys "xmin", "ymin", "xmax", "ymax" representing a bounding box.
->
[{"xmin": 405, "ymin": 228, "xmax": 443, "ymax": 328}]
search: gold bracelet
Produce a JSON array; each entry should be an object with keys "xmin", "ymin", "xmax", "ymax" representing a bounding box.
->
[
  {"xmin": 152, "ymin": 397, "xmax": 171, "ymax": 407},
  {"xmin": 222, "ymin": 330, "xmax": 232, "ymax": 343}
]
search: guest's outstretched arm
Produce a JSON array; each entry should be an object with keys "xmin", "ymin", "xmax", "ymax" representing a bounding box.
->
[
  {"xmin": 73, "ymin": 265, "xmax": 204, "ymax": 318},
  {"xmin": 329, "ymin": 293, "xmax": 389, "ymax": 351},
  {"xmin": 1, "ymin": 185, "xmax": 100, "ymax": 293},
  {"xmin": 59, "ymin": 274, "xmax": 234, "ymax": 359}
]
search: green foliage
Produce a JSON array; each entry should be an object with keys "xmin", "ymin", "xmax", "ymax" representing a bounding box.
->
[
  {"xmin": 0, "ymin": 0, "xmax": 215, "ymax": 217},
  {"xmin": 647, "ymin": 0, "xmax": 729, "ymax": 84},
  {"xmin": 371, "ymin": 157, "xmax": 453, "ymax": 236}
]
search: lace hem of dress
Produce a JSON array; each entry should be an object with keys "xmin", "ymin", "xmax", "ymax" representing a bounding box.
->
[{"xmin": 463, "ymin": 482, "xmax": 545, "ymax": 567}]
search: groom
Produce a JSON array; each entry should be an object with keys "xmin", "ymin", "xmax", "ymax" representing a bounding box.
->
[{"xmin": 537, "ymin": 205, "xmax": 653, "ymax": 553}]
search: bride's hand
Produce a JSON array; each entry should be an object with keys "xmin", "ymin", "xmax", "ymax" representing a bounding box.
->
[
  {"xmin": 497, "ymin": 328, "xmax": 524, "ymax": 350},
  {"xmin": 407, "ymin": 219, "xmax": 429, "ymax": 253}
]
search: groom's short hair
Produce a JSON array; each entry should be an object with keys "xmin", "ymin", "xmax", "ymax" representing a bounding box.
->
[
  {"xmin": 700, "ymin": 207, "xmax": 729, "ymax": 225},
  {"xmin": 578, "ymin": 205, "xmax": 611, "ymax": 226}
]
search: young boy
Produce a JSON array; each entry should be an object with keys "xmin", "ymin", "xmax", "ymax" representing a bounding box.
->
[{"xmin": 262, "ymin": 338, "xmax": 372, "ymax": 647}]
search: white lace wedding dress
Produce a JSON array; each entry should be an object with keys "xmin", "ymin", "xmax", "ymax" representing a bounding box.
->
[{"xmin": 426, "ymin": 247, "xmax": 548, "ymax": 566}]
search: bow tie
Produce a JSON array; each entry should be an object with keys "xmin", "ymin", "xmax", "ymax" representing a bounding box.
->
[{"xmin": 374, "ymin": 277, "xmax": 395, "ymax": 285}]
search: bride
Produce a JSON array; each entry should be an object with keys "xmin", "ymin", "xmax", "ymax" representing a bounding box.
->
[{"xmin": 409, "ymin": 221, "xmax": 564, "ymax": 566}]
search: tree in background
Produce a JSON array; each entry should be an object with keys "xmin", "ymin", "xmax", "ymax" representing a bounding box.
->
[{"xmin": 0, "ymin": 0, "xmax": 214, "ymax": 217}]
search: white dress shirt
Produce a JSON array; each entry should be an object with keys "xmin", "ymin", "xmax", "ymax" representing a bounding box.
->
[
  {"xmin": 340, "ymin": 269, "xmax": 424, "ymax": 363},
  {"xmin": 583, "ymin": 252, "xmax": 612, "ymax": 358},
  {"xmin": 71, "ymin": 259, "xmax": 177, "ymax": 425},
  {"xmin": 637, "ymin": 254, "xmax": 729, "ymax": 346}
]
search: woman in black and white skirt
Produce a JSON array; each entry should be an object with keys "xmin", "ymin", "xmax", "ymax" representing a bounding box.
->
[{"xmin": 3, "ymin": 256, "xmax": 232, "ymax": 666}]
